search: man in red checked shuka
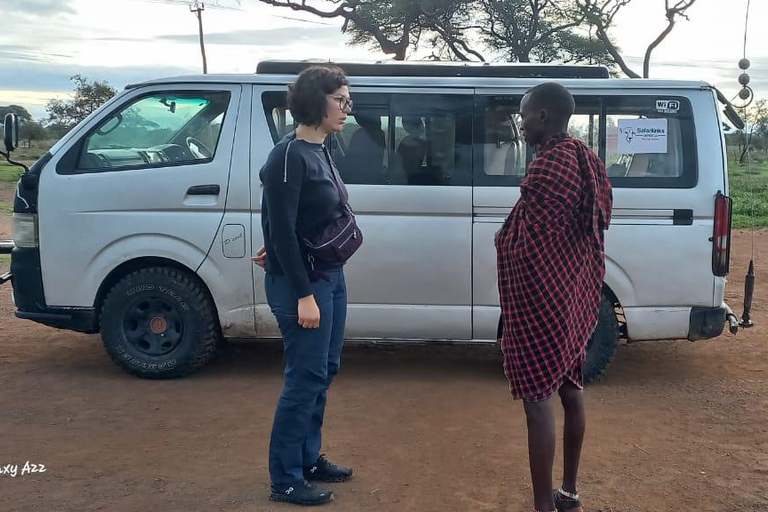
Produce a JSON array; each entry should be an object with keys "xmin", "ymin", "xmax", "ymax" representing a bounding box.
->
[{"xmin": 495, "ymin": 82, "xmax": 612, "ymax": 512}]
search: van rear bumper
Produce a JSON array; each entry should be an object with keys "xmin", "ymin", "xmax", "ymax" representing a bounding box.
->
[
  {"xmin": 8, "ymin": 247, "xmax": 97, "ymax": 333},
  {"xmin": 688, "ymin": 305, "xmax": 727, "ymax": 341},
  {"xmin": 624, "ymin": 305, "xmax": 729, "ymax": 341}
]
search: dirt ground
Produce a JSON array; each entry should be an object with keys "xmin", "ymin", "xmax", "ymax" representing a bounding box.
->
[{"xmin": 1, "ymin": 190, "xmax": 767, "ymax": 512}]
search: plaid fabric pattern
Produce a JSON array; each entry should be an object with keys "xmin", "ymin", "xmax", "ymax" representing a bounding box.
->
[{"xmin": 495, "ymin": 134, "xmax": 613, "ymax": 402}]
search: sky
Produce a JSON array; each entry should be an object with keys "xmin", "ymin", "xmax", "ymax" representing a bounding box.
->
[{"xmin": 0, "ymin": 0, "xmax": 765, "ymax": 121}]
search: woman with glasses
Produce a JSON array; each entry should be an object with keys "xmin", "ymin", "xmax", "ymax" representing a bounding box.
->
[{"xmin": 253, "ymin": 64, "xmax": 357, "ymax": 506}]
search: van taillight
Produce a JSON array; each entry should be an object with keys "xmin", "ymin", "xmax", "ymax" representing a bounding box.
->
[{"xmin": 712, "ymin": 192, "xmax": 732, "ymax": 277}]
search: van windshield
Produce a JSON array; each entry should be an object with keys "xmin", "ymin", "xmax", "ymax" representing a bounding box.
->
[{"xmin": 90, "ymin": 97, "xmax": 212, "ymax": 149}]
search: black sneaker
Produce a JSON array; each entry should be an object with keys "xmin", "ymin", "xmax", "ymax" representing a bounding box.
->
[
  {"xmin": 270, "ymin": 481, "xmax": 334, "ymax": 506},
  {"xmin": 304, "ymin": 454, "xmax": 353, "ymax": 483}
]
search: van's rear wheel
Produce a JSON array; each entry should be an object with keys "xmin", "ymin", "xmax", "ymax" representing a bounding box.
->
[
  {"xmin": 584, "ymin": 293, "xmax": 620, "ymax": 383},
  {"xmin": 100, "ymin": 267, "xmax": 219, "ymax": 379}
]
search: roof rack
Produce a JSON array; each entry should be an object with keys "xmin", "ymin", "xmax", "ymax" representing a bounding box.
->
[{"xmin": 256, "ymin": 60, "xmax": 611, "ymax": 79}]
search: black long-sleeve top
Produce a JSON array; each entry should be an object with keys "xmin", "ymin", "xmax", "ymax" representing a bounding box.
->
[{"xmin": 259, "ymin": 131, "xmax": 344, "ymax": 298}]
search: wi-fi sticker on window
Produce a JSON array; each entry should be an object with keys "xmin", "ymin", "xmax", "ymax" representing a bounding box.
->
[{"xmin": 656, "ymin": 100, "xmax": 680, "ymax": 114}]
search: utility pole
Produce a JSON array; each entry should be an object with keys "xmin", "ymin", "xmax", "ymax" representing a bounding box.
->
[{"xmin": 190, "ymin": 1, "xmax": 208, "ymax": 74}]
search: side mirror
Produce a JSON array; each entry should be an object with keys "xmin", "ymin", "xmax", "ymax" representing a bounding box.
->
[{"xmin": 4, "ymin": 113, "xmax": 19, "ymax": 152}]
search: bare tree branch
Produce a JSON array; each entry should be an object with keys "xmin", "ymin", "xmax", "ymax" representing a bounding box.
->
[
  {"xmin": 642, "ymin": 0, "xmax": 698, "ymax": 77},
  {"xmin": 257, "ymin": 0, "xmax": 412, "ymax": 59},
  {"xmin": 430, "ymin": 22, "xmax": 486, "ymax": 61},
  {"xmin": 576, "ymin": 0, "xmax": 640, "ymax": 77},
  {"xmin": 576, "ymin": 0, "xmax": 697, "ymax": 78},
  {"xmin": 538, "ymin": 20, "xmax": 583, "ymax": 42},
  {"xmin": 456, "ymin": 39, "xmax": 487, "ymax": 62}
]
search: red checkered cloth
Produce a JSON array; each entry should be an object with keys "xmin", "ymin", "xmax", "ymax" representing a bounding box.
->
[{"xmin": 495, "ymin": 133, "xmax": 613, "ymax": 402}]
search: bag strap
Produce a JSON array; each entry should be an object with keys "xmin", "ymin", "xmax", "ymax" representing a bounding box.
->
[
  {"xmin": 283, "ymin": 134, "xmax": 351, "ymax": 212},
  {"xmin": 321, "ymin": 144, "xmax": 351, "ymax": 210}
]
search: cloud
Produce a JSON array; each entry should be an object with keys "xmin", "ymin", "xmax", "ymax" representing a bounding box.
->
[
  {"xmin": 157, "ymin": 26, "xmax": 342, "ymax": 47},
  {"xmin": 0, "ymin": 45, "xmax": 73, "ymax": 63},
  {"xmin": 620, "ymin": 55, "xmax": 768, "ymax": 100},
  {"xmin": 3, "ymin": 0, "xmax": 76, "ymax": 17},
  {"xmin": 0, "ymin": 60, "xmax": 196, "ymax": 94}
]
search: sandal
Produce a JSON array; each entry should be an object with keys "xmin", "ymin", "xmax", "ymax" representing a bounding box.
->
[{"xmin": 553, "ymin": 488, "xmax": 584, "ymax": 512}]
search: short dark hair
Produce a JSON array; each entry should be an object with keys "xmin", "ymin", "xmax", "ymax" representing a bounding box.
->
[
  {"xmin": 287, "ymin": 65, "xmax": 349, "ymax": 126},
  {"xmin": 525, "ymin": 82, "xmax": 575, "ymax": 120}
]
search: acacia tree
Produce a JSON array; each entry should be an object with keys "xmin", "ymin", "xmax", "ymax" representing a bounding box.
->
[
  {"xmin": 256, "ymin": 0, "xmax": 614, "ymax": 64},
  {"xmin": 0, "ymin": 105, "xmax": 33, "ymax": 123},
  {"xmin": 45, "ymin": 74, "xmax": 117, "ymax": 129},
  {"xmin": 476, "ymin": 0, "xmax": 616, "ymax": 66},
  {"xmin": 257, "ymin": 0, "xmax": 700, "ymax": 77},
  {"xmin": 256, "ymin": 0, "xmax": 472, "ymax": 60}
]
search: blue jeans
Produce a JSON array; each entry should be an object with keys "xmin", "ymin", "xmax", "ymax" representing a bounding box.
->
[{"xmin": 265, "ymin": 268, "xmax": 347, "ymax": 490}]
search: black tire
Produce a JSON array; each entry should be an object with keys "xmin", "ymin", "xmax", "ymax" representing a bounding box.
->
[
  {"xmin": 583, "ymin": 293, "xmax": 620, "ymax": 384},
  {"xmin": 100, "ymin": 267, "xmax": 220, "ymax": 379}
]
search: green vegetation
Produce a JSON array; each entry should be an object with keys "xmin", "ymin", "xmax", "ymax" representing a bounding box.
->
[
  {"xmin": 729, "ymin": 157, "xmax": 768, "ymax": 229},
  {"xmin": 0, "ymin": 161, "xmax": 24, "ymax": 182}
]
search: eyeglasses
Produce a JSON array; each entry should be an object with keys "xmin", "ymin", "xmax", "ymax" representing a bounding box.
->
[{"xmin": 329, "ymin": 95, "xmax": 353, "ymax": 112}]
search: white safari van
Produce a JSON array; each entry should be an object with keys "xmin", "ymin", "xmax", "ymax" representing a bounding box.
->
[{"xmin": 0, "ymin": 61, "xmax": 745, "ymax": 380}]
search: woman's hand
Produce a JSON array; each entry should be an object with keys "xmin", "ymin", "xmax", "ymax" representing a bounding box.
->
[
  {"xmin": 298, "ymin": 295, "xmax": 321, "ymax": 329},
  {"xmin": 252, "ymin": 246, "xmax": 267, "ymax": 269}
]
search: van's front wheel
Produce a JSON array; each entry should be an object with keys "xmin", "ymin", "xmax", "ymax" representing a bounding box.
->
[{"xmin": 100, "ymin": 267, "xmax": 219, "ymax": 379}]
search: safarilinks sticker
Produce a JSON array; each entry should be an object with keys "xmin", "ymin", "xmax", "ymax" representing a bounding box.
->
[
  {"xmin": 618, "ymin": 118, "xmax": 668, "ymax": 154},
  {"xmin": 0, "ymin": 461, "xmax": 47, "ymax": 478}
]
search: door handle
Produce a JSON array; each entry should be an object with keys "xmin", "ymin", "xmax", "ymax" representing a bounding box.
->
[{"xmin": 186, "ymin": 184, "xmax": 220, "ymax": 195}]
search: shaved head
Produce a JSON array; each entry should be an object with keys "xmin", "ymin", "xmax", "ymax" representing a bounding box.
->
[
  {"xmin": 526, "ymin": 82, "xmax": 575, "ymax": 120},
  {"xmin": 519, "ymin": 82, "xmax": 575, "ymax": 145}
]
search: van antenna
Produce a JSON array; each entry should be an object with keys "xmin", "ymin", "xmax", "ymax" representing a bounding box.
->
[{"xmin": 737, "ymin": 0, "xmax": 755, "ymax": 328}]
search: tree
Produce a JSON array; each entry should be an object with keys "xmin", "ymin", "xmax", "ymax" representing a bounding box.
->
[
  {"xmin": 256, "ymin": 0, "xmax": 698, "ymax": 77},
  {"xmin": 257, "ymin": 0, "xmax": 480, "ymax": 61},
  {"xmin": 45, "ymin": 74, "xmax": 117, "ymax": 129},
  {"xmin": 254, "ymin": 0, "xmax": 611, "ymax": 64},
  {"xmin": 477, "ymin": 0, "xmax": 615, "ymax": 67},
  {"xmin": 575, "ymin": 0, "xmax": 699, "ymax": 78},
  {"xmin": 19, "ymin": 121, "xmax": 47, "ymax": 144},
  {"xmin": 0, "ymin": 105, "xmax": 33, "ymax": 123},
  {"xmin": 736, "ymin": 99, "xmax": 768, "ymax": 164}
]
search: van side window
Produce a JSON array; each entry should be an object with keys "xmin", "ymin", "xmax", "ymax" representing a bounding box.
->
[
  {"xmin": 76, "ymin": 91, "xmax": 231, "ymax": 173},
  {"xmin": 568, "ymin": 96, "xmax": 601, "ymax": 152},
  {"xmin": 479, "ymin": 103, "xmax": 527, "ymax": 178},
  {"xmin": 389, "ymin": 95, "xmax": 472, "ymax": 186},
  {"xmin": 262, "ymin": 91, "xmax": 473, "ymax": 186},
  {"xmin": 474, "ymin": 95, "xmax": 696, "ymax": 188},
  {"xmin": 474, "ymin": 96, "xmax": 528, "ymax": 185},
  {"xmin": 336, "ymin": 107, "xmax": 389, "ymax": 185},
  {"xmin": 604, "ymin": 96, "xmax": 694, "ymax": 185}
]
